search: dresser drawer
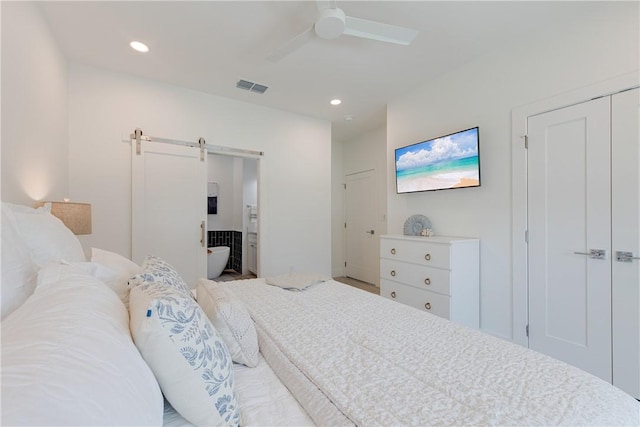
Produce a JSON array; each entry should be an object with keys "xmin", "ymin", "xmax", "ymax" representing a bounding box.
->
[
  {"xmin": 380, "ymin": 258, "xmax": 451, "ymax": 296},
  {"xmin": 380, "ymin": 238, "xmax": 450, "ymax": 269},
  {"xmin": 381, "ymin": 279, "xmax": 450, "ymax": 320}
]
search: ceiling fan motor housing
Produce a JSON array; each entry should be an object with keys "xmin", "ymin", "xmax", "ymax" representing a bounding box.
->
[{"xmin": 315, "ymin": 7, "xmax": 346, "ymax": 39}]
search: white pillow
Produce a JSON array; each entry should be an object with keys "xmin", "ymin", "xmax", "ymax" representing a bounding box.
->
[
  {"xmin": 265, "ymin": 272, "xmax": 330, "ymax": 291},
  {"xmin": 36, "ymin": 260, "xmax": 127, "ymax": 299},
  {"xmin": 1, "ymin": 205, "xmax": 38, "ymax": 319},
  {"xmin": 91, "ymin": 247, "xmax": 141, "ymax": 302},
  {"xmin": 197, "ymin": 279, "xmax": 259, "ymax": 367},
  {"xmin": 3, "ymin": 202, "xmax": 86, "ymax": 267},
  {"xmin": 128, "ymin": 255, "xmax": 193, "ymax": 297},
  {"xmin": 130, "ymin": 282, "xmax": 240, "ymax": 426},
  {"xmin": 1, "ymin": 273, "xmax": 164, "ymax": 426},
  {"xmin": 92, "ymin": 247, "xmax": 140, "ymax": 277}
]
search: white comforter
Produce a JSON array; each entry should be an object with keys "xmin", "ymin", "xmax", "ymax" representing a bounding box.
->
[{"xmin": 222, "ymin": 279, "xmax": 640, "ymax": 426}]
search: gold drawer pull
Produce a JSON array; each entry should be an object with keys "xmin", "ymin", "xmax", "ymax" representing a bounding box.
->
[
  {"xmin": 424, "ymin": 302, "xmax": 431, "ymax": 310},
  {"xmin": 391, "ymin": 248, "xmax": 396, "ymax": 255},
  {"xmin": 390, "ymin": 270, "xmax": 396, "ymax": 277},
  {"xmin": 425, "ymin": 253, "xmax": 431, "ymax": 261},
  {"xmin": 424, "ymin": 278, "xmax": 431, "ymax": 285},
  {"xmin": 391, "ymin": 291, "xmax": 396, "ymax": 298}
]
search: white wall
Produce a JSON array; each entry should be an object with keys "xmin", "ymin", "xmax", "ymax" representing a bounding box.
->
[
  {"xmin": 387, "ymin": 3, "xmax": 639, "ymax": 340},
  {"xmin": 242, "ymin": 158, "xmax": 258, "ymax": 274},
  {"xmin": 331, "ymin": 137, "xmax": 344, "ymax": 277},
  {"xmin": 67, "ymin": 63, "xmax": 332, "ymax": 277},
  {"xmin": 1, "ymin": 2, "xmax": 68, "ymax": 205},
  {"xmin": 337, "ymin": 125, "xmax": 388, "ymax": 283},
  {"xmin": 207, "ymin": 154, "xmax": 239, "ymax": 231},
  {"xmin": 242, "ymin": 158, "xmax": 258, "ymax": 224}
]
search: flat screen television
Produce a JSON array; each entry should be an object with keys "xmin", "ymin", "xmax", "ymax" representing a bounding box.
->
[{"xmin": 395, "ymin": 127, "xmax": 480, "ymax": 194}]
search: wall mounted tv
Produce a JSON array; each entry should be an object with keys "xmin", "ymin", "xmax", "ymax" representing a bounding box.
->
[{"xmin": 395, "ymin": 127, "xmax": 480, "ymax": 194}]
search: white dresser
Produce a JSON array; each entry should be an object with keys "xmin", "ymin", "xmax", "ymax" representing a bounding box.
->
[{"xmin": 380, "ymin": 235, "xmax": 480, "ymax": 328}]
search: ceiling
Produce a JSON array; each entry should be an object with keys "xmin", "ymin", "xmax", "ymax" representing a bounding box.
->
[{"xmin": 38, "ymin": 1, "xmax": 613, "ymax": 141}]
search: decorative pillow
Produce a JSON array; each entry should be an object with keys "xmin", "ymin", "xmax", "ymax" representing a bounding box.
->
[
  {"xmin": 130, "ymin": 282, "xmax": 240, "ymax": 426},
  {"xmin": 265, "ymin": 272, "xmax": 330, "ymax": 291},
  {"xmin": 2, "ymin": 272, "xmax": 164, "ymax": 426},
  {"xmin": 91, "ymin": 247, "xmax": 141, "ymax": 303},
  {"xmin": 2, "ymin": 202, "xmax": 86, "ymax": 267},
  {"xmin": 128, "ymin": 255, "xmax": 193, "ymax": 297},
  {"xmin": 1, "ymin": 205, "xmax": 38, "ymax": 319},
  {"xmin": 197, "ymin": 279, "xmax": 259, "ymax": 367}
]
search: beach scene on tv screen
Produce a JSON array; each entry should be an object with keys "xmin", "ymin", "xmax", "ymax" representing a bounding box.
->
[{"xmin": 396, "ymin": 128, "xmax": 480, "ymax": 193}]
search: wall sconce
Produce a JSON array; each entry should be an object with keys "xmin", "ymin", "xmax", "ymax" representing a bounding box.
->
[{"xmin": 35, "ymin": 200, "xmax": 92, "ymax": 235}]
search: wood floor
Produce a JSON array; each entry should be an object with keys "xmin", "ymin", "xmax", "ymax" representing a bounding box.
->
[
  {"xmin": 333, "ymin": 276, "xmax": 380, "ymax": 295},
  {"xmin": 215, "ymin": 270, "xmax": 257, "ymax": 282}
]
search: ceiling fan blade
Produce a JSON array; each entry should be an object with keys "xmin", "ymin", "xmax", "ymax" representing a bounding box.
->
[
  {"xmin": 343, "ymin": 16, "xmax": 418, "ymax": 45},
  {"xmin": 267, "ymin": 26, "xmax": 315, "ymax": 62}
]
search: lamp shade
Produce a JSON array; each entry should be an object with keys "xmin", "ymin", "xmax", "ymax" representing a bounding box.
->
[{"xmin": 36, "ymin": 201, "xmax": 92, "ymax": 235}]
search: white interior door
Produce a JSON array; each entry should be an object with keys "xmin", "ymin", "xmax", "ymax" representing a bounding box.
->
[
  {"xmin": 345, "ymin": 170, "xmax": 377, "ymax": 285},
  {"xmin": 611, "ymin": 87, "xmax": 640, "ymax": 398},
  {"xmin": 132, "ymin": 141, "xmax": 207, "ymax": 288},
  {"xmin": 527, "ymin": 97, "xmax": 612, "ymax": 382}
]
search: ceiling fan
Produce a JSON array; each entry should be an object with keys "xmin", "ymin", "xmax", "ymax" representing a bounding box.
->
[{"xmin": 267, "ymin": 1, "xmax": 419, "ymax": 61}]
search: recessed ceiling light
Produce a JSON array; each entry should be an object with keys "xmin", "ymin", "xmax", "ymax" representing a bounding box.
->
[
  {"xmin": 330, "ymin": 99, "xmax": 342, "ymax": 106},
  {"xmin": 130, "ymin": 41, "xmax": 149, "ymax": 53}
]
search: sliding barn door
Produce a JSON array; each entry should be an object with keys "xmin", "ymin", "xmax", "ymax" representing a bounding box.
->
[
  {"xmin": 527, "ymin": 97, "xmax": 612, "ymax": 382},
  {"xmin": 132, "ymin": 141, "xmax": 207, "ymax": 288}
]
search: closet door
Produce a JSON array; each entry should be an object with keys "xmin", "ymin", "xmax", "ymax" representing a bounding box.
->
[
  {"xmin": 612, "ymin": 88, "xmax": 639, "ymax": 398},
  {"xmin": 527, "ymin": 97, "xmax": 612, "ymax": 382},
  {"xmin": 132, "ymin": 141, "xmax": 207, "ymax": 288},
  {"xmin": 345, "ymin": 170, "xmax": 378, "ymax": 285}
]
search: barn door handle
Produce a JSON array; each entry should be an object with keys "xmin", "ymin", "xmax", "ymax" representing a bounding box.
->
[
  {"xmin": 200, "ymin": 221, "xmax": 206, "ymax": 247},
  {"xmin": 574, "ymin": 249, "xmax": 606, "ymax": 260},
  {"xmin": 616, "ymin": 251, "xmax": 640, "ymax": 263}
]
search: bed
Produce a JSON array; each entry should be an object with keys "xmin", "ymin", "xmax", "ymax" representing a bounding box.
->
[{"xmin": 2, "ymin": 201, "xmax": 639, "ymax": 426}]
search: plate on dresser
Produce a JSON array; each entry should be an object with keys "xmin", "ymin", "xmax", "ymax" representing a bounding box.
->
[{"xmin": 403, "ymin": 215, "xmax": 431, "ymax": 236}]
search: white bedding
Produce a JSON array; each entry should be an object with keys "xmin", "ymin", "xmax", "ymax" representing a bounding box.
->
[
  {"xmin": 162, "ymin": 353, "xmax": 313, "ymax": 427},
  {"xmin": 222, "ymin": 279, "xmax": 640, "ymax": 426},
  {"xmin": 255, "ymin": 322, "xmax": 353, "ymax": 426}
]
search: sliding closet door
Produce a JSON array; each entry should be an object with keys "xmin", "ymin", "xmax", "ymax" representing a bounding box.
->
[
  {"xmin": 132, "ymin": 141, "xmax": 207, "ymax": 288},
  {"xmin": 527, "ymin": 97, "xmax": 612, "ymax": 382},
  {"xmin": 612, "ymin": 88, "xmax": 639, "ymax": 398}
]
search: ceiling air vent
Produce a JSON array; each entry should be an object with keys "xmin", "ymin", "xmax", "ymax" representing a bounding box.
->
[{"xmin": 236, "ymin": 79, "xmax": 269, "ymax": 94}]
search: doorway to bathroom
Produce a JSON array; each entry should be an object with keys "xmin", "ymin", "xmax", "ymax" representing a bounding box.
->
[
  {"xmin": 207, "ymin": 153, "xmax": 259, "ymax": 279},
  {"xmin": 131, "ymin": 130, "xmax": 261, "ymax": 287}
]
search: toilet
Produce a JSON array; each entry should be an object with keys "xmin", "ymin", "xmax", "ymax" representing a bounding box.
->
[{"xmin": 207, "ymin": 246, "xmax": 230, "ymax": 279}]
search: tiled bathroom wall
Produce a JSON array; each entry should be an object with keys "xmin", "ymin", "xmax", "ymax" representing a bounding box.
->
[{"xmin": 208, "ymin": 230, "xmax": 242, "ymax": 273}]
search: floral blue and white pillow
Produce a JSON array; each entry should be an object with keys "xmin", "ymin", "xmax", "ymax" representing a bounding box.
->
[
  {"xmin": 128, "ymin": 255, "xmax": 193, "ymax": 297},
  {"xmin": 129, "ymin": 281, "xmax": 239, "ymax": 426}
]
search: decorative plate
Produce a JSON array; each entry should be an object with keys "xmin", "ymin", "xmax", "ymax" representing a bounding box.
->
[{"xmin": 403, "ymin": 215, "xmax": 432, "ymax": 236}]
